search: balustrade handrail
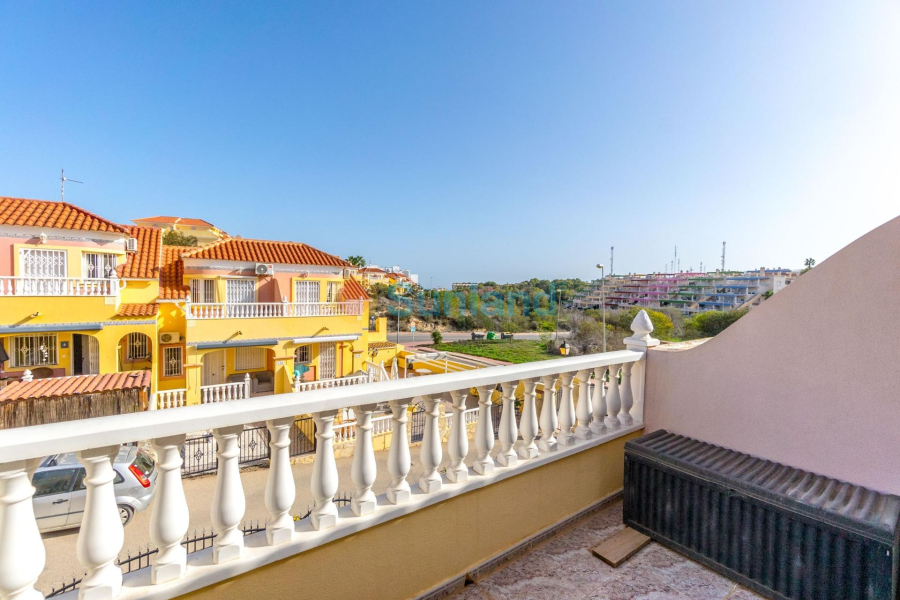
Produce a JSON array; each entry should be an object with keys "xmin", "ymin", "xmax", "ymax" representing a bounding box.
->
[
  {"xmin": 0, "ymin": 275, "xmax": 120, "ymax": 297},
  {"xmin": 0, "ymin": 349, "xmax": 642, "ymax": 463},
  {"xmin": 186, "ymin": 300, "xmax": 363, "ymax": 319}
]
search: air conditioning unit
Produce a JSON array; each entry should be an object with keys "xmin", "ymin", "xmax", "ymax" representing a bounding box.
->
[
  {"xmin": 159, "ymin": 332, "xmax": 181, "ymax": 344},
  {"xmin": 255, "ymin": 263, "xmax": 275, "ymax": 276},
  {"xmin": 125, "ymin": 238, "xmax": 138, "ymax": 253}
]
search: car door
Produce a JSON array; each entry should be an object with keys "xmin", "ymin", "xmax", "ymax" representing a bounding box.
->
[{"xmin": 32, "ymin": 468, "xmax": 78, "ymax": 531}]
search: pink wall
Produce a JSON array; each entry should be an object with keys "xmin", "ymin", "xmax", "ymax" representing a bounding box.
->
[
  {"xmin": 0, "ymin": 234, "xmax": 121, "ymax": 276},
  {"xmin": 644, "ymin": 215, "xmax": 900, "ymax": 495}
]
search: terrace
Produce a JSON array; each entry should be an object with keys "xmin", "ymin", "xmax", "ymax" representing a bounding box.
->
[{"xmin": 1, "ymin": 215, "xmax": 898, "ymax": 600}]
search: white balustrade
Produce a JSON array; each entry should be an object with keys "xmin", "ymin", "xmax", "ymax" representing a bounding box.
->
[
  {"xmin": 497, "ymin": 382, "xmax": 518, "ymax": 467},
  {"xmin": 0, "ymin": 276, "xmax": 118, "ymax": 297},
  {"xmin": 556, "ymin": 373, "xmax": 577, "ymax": 446},
  {"xmin": 154, "ymin": 389, "xmax": 187, "ymax": 410},
  {"xmin": 446, "ymin": 390, "xmax": 470, "ymax": 483},
  {"xmin": 574, "ymin": 369, "xmax": 593, "ymax": 440},
  {"xmin": 350, "ymin": 405, "xmax": 378, "ymax": 516},
  {"xmin": 590, "ymin": 366, "xmax": 608, "ymax": 436},
  {"xmin": 294, "ymin": 374, "xmax": 369, "ymax": 393},
  {"xmin": 538, "ymin": 375, "xmax": 559, "ymax": 452},
  {"xmin": 518, "ymin": 378, "xmax": 539, "ymax": 459},
  {"xmin": 149, "ymin": 435, "xmax": 189, "ymax": 583},
  {"xmin": 201, "ymin": 375, "xmax": 250, "ymax": 404},
  {"xmin": 265, "ymin": 418, "xmax": 295, "ymax": 545},
  {"xmin": 0, "ymin": 311, "xmax": 657, "ymax": 600},
  {"xmin": 418, "ymin": 395, "xmax": 442, "ymax": 493},
  {"xmin": 186, "ymin": 301, "xmax": 363, "ymax": 319},
  {"xmin": 310, "ymin": 410, "xmax": 339, "ymax": 529},
  {"xmin": 76, "ymin": 446, "xmax": 125, "ymax": 599},
  {"xmin": 473, "ymin": 385, "xmax": 496, "ymax": 475},
  {"xmin": 0, "ymin": 458, "xmax": 44, "ymax": 600},
  {"xmin": 386, "ymin": 400, "xmax": 411, "ymax": 504},
  {"xmin": 211, "ymin": 426, "xmax": 245, "ymax": 563}
]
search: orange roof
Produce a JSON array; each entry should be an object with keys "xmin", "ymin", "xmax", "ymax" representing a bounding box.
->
[
  {"xmin": 159, "ymin": 245, "xmax": 191, "ymax": 299},
  {"xmin": 117, "ymin": 226, "xmax": 162, "ymax": 279},
  {"xmin": 368, "ymin": 341, "xmax": 397, "ymax": 350},
  {"xmin": 116, "ymin": 303, "xmax": 159, "ymax": 317},
  {"xmin": 385, "ymin": 272, "xmax": 409, "ymax": 280},
  {"xmin": 0, "ymin": 197, "xmax": 129, "ymax": 233},
  {"xmin": 134, "ymin": 216, "xmax": 218, "ymax": 228},
  {"xmin": 182, "ymin": 238, "xmax": 350, "ymax": 267},
  {"xmin": 0, "ymin": 371, "xmax": 152, "ymax": 401},
  {"xmin": 341, "ymin": 278, "xmax": 370, "ymax": 301},
  {"xmin": 359, "ymin": 267, "xmax": 387, "ymax": 274}
]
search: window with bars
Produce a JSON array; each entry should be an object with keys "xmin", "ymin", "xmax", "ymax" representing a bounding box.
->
[
  {"xmin": 163, "ymin": 346, "xmax": 183, "ymax": 377},
  {"xmin": 82, "ymin": 253, "xmax": 117, "ymax": 279},
  {"xmin": 126, "ymin": 333, "xmax": 150, "ymax": 360},
  {"xmin": 326, "ymin": 282, "xmax": 340, "ymax": 303},
  {"xmin": 294, "ymin": 280, "xmax": 320, "ymax": 303},
  {"xmin": 235, "ymin": 347, "xmax": 265, "ymax": 371},
  {"xmin": 226, "ymin": 279, "xmax": 255, "ymax": 304},
  {"xmin": 190, "ymin": 279, "xmax": 217, "ymax": 303},
  {"xmin": 19, "ymin": 249, "xmax": 67, "ymax": 278},
  {"xmin": 10, "ymin": 334, "xmax": 58, "ymax": 368},
  {"xmin": 294, "ymin": 345, "xmax": 311, "ymax": 364}
]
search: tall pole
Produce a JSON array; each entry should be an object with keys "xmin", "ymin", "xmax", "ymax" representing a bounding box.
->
[
  {"xmin": 721, "ymin": 241, "xmax": 726, "ymax": 272},
  {"xmin": 610, "ymin": 246, "xmax": 614, "ymax": 277},
  {"xmin": 601, "ymin": 266, "xmax": 606, "ymax": 353}
]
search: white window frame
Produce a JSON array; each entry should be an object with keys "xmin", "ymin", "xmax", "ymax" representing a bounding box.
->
[
  {"xmin": 294, "ymin": 280, "xmax": 320, "ymax": 303},
  {"xmin": 190, "ymin": 279, "xmax": 217, "ymax": 303},
  {"xmin": 126, "ymin": 333, "xmax": 150, "ymax": 360},
  {"xmin": 19, "ymin": 249, "xmax": 67, "ymax": 278},
  {"xmin": 235, "ymin": 347, "xmax": 265, "ymax": 371},
  {"xmin": 326, "ymin": 282, "xmax": 340, "ymax": 303},
  {"xmin": 294, "ymin": 345, "xmax": 311, "ymax": 364},
  {"xmin": 226, "ymin": 278, "xmax": 256, "ymax": 304},
  {"xmin": 82, "ymin": 252, "xmax": 117, "ymax": 279},
  {"xmin": 163, "ymin": 346, "xmax": 183, "ymax": 377},
  {"xmin": 10, "ymin": 334, "xmax": 58, "ymax": 368}
]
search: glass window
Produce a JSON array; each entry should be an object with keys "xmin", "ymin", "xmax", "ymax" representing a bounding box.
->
[
  {"xmin": 82, "ymin": 253, "xmax": 117, "ymax": 279},
  {"xmin": 19, "ymin": 248, "xmax": 67, "ymax": 278},
  {"xmin": 326, "ymin": 282, "xmax": 339, "ymax": 303},
  {"xmin": 294, "ymin": 345, "xmax": 311, "ymax": 363},
  {"xmin": 126, "ymin": 333, "xmax": 150, "ymax": 360},
  {"xmin": 10, "ymin": 334, "xmax": 58, "ymax": 368},
  {"xmin": 163, "ymin": 346, "xmax": 183, "ymax": 377},
  {"xmin": 33, "ymin": 469, "xmax": 77, "ymax": 497},
  {"xmin": 190, "ymin": 279, "xmax": 217, "ymax": 303},
  {"xmin": 73, "ymin": 468, "xmax": 123, "ymax": 491}
]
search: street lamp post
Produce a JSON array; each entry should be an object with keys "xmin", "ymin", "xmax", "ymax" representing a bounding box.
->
[{"xmin": 596, "ymin": 264, "xmax": 606, "ymax": 353}]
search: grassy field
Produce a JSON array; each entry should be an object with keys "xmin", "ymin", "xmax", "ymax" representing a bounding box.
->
[{"xmin": 432, "ymin": 339, "xmax": 557, "ymax": 364}]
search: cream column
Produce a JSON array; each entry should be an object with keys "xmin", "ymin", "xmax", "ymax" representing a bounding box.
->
[
  {"xmin": 386, "ymin": 399, "xmax": 412, "ymax": 504},
  {"xmin": 265, "ymin": 418, "xmax": 296, "ymax": 545},
  {"xmin": 590, "ymin": 366, "xmax": 608, "ymax": 436},
  {"xmin": 573, "ymin": 369, "xmax": 593, "ymax": 440},
  {"xmin": 556, "ymin": 373, "xmax": 577, "ymax": 446},
  {"xmin": 497, "ymin": 381, "xmax": 518, "ymax": 467},
  {"xmin": 605, "ymin": 365, "xmax": 622, "ymax": 430},
  {"xmin": 211, "ymin": 425, "xmax": 245, "ymax": 563},
  {"xmin": 418, "ymin": 395, "xmax": 443, "ymax": 493},
  {"xmin": 537, "ymin": 375, "xmax": 559, "ymax": 452},
  {"xmin": 518, "ymin": 378, "xmax": 539, "ymax": 459},
  {"xmin": 0, "ymin": 458, "xmax": 44, "ymax": 600},
  {"xmin": 446, "ymin": 390, "xmax": 470, "ymax": 483},
  {"xmin": 473, "ymin": 385, "xmax": 496, "ymax": 475},
  {"xmin": 310, "ymin": 410, "xmax": 339, "ymax": 530},
  {"xmin": 351, "ymin": 404, "xmax": 378, "ymax": 515},
  {"xmin": 150, "ymin": 435, "xmax": 189, "ymax": 583}
]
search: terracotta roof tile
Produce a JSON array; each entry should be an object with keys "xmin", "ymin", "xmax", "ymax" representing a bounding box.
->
[
  {"xmin": 341, "ymin": 278, "xmax": 370, "ymax": 301},
  {"xmin": 182, "ymin": 238, "xmax": 350, "ymax": 267},
  {"xmin": 117, "ymin": 226, "xmax": 162, "ymax": 279},
  {"xmin": 368, "ymin": 341, "xmax": 397, "ymax": 350},
  {"xmin": 0, "ymin": 371, "xmax": 152, "ymax": 401},
  {"xmin": 133, "ymin": 216, "xmax": 219, "ymax": 229},
  {"xmin": 159, "ymin": 245, "xmax": 191, "ymax": 299},
  {"xmin": 0, "ymin": 197, "xmax": 128, "ymax": 233},
  {"xmin": 116, "ymin": 303, "xmax": 159, "ymax": 317}
]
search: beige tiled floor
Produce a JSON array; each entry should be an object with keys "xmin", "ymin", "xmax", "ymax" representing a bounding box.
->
[{"xmin": 449, "ymin": 499, "xmax": 764, "ymax": 600}]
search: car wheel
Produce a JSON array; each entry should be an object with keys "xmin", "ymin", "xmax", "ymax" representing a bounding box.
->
[{"xmin": 118, "ymin": 504, "xmax": 134, "ymax": 527}]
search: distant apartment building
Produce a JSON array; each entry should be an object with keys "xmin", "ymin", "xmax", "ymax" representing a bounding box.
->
[
  {"xmin": 451, "ymin": 282, "xmax": 477, "ymax": 291},
  {"xmin": 572, "ymin": 268, "xmax": 796, "ymax": 315},
  {"xmin": 359, "ymin": 264, "xmax": 419, "ymax": 287}
]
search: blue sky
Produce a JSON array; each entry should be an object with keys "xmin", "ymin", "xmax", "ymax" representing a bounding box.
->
[{"xmin": 1, "ymin": 2, "xmax": 898, "ymax": 287}]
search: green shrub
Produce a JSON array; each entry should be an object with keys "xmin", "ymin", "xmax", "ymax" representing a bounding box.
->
[
  {"xmin": 431, "ymin": 330, "xmax": 443, "ymax": 345},
  {"xmin": 684, "ymin": 308, "xmax": 748, "ymax": 338},
  {"xmin": 608, "ymin": 307, "xmax": 674, "ymax": 341}
]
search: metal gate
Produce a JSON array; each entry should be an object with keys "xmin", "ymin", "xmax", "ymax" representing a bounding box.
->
[{"xmin": 409, "ymin": 402, "xmax": 426, "ymax": 443}]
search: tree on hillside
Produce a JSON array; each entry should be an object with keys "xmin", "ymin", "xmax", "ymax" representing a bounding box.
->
[
  {"xmin": 347, "ymin": 255, "xmax": 367, "ymax": 267},
  {"xmin": 802, "ymin": 257, "xmax": 815, "ymax": 274},
  {"xmin": 162, "ymin": 230, "xmax": 198, "ymax": 246},
  {"xmin": 684, "ymin": 309, "xmax": 748, "ymax": 339}
]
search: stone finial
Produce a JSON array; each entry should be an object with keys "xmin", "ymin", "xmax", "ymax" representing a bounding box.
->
[{"xmin": 630, "ymin": 310, "xmax": 654, "ymax": 341}]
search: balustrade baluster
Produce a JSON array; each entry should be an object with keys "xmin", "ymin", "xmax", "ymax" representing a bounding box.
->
[
  {"xmin": 350, "ymin": 405, "xmax": 378, "ymax": 516},
  {"xmin": 556, "ymin": 373, "xmax": 576, "ymax": 446},
  {"xmin": 619, "ymin": 362, "xmax": 634, "ymax": 426},
  {"xmin": 574, "ymin": 369, "xmax": 593, "ymax": 440},
  {"xmin": 0, "ymin": 459, "xmax": 44, "ymax": 600},
  {"xmin": 590, "ymin": 366, "xmax": 608, "ymax": 435},
  {"xmin": 418, "ymin": 395, "xmax": 442, "ymax": 492},
  {"xmin": 310, "ymin": 410, "xmax": 339, "ymax": 529},
  {"xmin": 265, "ymin": 418, "xmax": 295, "ymax": 545},
  {"xmin": 605, "ymin": 364, "xmax": 622, "ymax": 430},
  {"xmin": 150, "ymin": 435, "xmax": 189, "ymax": 583},
  {"xmin": 497, "ymin": 382, "xmax": 518, "ymax": 467},
  {"xmin": 386, "ymin": 399, "xmax": 411, "ymax": 504},
  {"xmin": 538, "ymin": 375, "xmax": 558, "ymax": 452},
  {"xmin": 211, "ymin": 426, "xmax": 245, "ymax": 563},
  {"xmin": 473, "ymin": 385, "xmax": 496, "ymax": 475},
  {"xmin": 76, "ymin": 446, "xmax": 125, "ymax": 599},
  {"xmin": 518, "ymin": 378, "xmax": 539, "ymax": 459}
]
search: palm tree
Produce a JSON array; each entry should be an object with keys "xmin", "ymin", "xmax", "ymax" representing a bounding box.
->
[{"xmin": 347, "ymin": 255, "xmax": 366, "ymax": 267}]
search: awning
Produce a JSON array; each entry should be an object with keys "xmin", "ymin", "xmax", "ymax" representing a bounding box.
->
[
  {"xmin": 195, "ymin": 339, "xmax": 279, "ymax": 350},
  {"xmin": 0, "ymin": 324, "xmax": 103, "ymax": 335},
  {"xmin": 292, "ymin": 334, "xmax": 360, "ymax": 345}
]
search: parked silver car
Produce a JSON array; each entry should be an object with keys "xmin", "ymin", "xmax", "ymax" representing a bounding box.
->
[{"xmin": 33, "ymin": 446, "xmax": 157, "ymax": 532}]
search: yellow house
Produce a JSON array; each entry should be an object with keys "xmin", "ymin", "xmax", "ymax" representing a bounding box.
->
[
  {"xmin": 131, "ymin": 215, "xmax": 227, "ymax": 245},
  {"xmin": 0, "ymin": 198, "xmax": 160, "ymax": 387}
]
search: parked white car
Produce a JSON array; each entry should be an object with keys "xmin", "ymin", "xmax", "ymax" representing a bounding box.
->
[{"xmin": 32, "ymin": 446, "xmax": 157, "ymax": 532}]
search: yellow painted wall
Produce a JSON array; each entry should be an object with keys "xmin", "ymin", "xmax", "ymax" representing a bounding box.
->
[{"xmin": 183, "ymin": 431, "xmax": 640, "ymax": 600}]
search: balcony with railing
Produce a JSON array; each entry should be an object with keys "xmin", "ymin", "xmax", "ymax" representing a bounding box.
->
[
  {"xmin": 0, "ymin": 275, "xmax": 120, "ymax": 297},
  {"xmin": 186, "ymin": 300, "xmax": 363, "ymax": 319},
  {"xmin": 0, "ymin": 312, "xmax": 656, "ymax": 600}
]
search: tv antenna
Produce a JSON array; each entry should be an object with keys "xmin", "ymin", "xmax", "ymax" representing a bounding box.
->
[{"xmin": 60, "ymin": 169, "xmax": 82, "ymax": 201}]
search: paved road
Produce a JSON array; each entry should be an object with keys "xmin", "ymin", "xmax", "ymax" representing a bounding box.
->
[
  {"xmin": 393, "ymin": 330, "xmax": 570, "ymax": 347},
  {"xmin": 38, "ymin": 437, "xmax": 502, "ymax": 593}
]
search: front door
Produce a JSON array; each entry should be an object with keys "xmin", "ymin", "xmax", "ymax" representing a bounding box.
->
[
  {"xmin": 202, "ymin": 350, "xmax": 226, "ymax": 386},
  {"xmin": 319, "ymin": 342, "xmax": 336, "ymax": 379},
  {"xmin": 72, "ymin": 334, "xmax": 99, "ymax": 376}
]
